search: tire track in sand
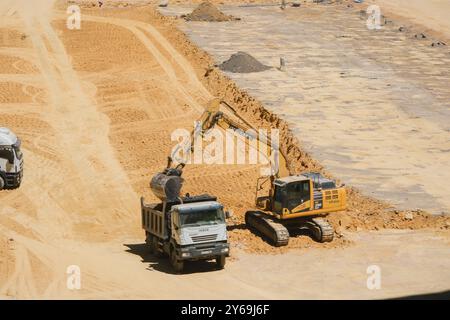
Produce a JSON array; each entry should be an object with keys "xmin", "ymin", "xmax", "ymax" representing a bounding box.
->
[
  {"xmin": 2, "ymin": 2, "xmax": 271, "ymax": 299},
  {"xmin": 20, "ymin": 4, "xmax": 139, "ymax": 216},
  {"xmin": 0, "ymin": 0, "xmax": 140, "ymax": 298},
  {"xmin": 80, "ymin": 14, "xmax": 212, "ymax": 114}
]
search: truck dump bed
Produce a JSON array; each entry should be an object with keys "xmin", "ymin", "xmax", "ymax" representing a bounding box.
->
[
  {"xmin": 141, "ymin": 194, "xmax": 218, "ymax": 240},
  {"xmin": 141, "ymin": 198, "xmax": 168, "ymax": 240}
]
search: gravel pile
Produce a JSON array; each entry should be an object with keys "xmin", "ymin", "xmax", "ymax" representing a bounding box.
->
[{"xmin": 219, "ymin": 51, "xmax": 271, "ymax": 73}]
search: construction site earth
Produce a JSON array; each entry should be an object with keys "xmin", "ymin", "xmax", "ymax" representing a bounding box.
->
[{"xmin": 0, "ymin": 0, "xmax": 449, "ymax": 299}]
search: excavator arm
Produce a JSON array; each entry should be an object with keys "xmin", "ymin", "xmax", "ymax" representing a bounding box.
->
[{"xmin": 180, "ymin": 98, "xmax": 289, "ymax": 178}]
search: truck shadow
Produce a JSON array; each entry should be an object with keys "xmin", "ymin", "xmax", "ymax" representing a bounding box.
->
[{"xmin": 124, "ymin": 243, "xmax": 222, "ymax": 275}]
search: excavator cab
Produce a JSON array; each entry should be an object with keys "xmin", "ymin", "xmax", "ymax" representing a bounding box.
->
[
  {"xmin": 256, "ymin": 175, "xmax": 314, "ymax": 216},
  {"xmin": 256, "ymin": 173, "xmax": 346, "ymax": 219},
  {"xmin": 275, "ymin": 178, "xmax": 312, "ymax": 214}
]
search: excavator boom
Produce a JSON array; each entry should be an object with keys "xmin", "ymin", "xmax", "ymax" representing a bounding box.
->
[{"xmin": 174, "ymin": 98, "xmax": 289, "ymax": 178}]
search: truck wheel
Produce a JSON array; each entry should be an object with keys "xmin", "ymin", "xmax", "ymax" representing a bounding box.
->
[
  {"xmin": 0, "ymin": 176, "xmax": 4, "ymax": 190},
  {"xmin": 215, "ymin": 255, "xmax": 226, "ymax": 269},
  {"xmin": 151, "ymin": 237, "xmax": 162, "ymax": 257},
  {"xmin": 146, "ymin": 233, "xmax": 162, "ymax": 257},
  {"xmin": 170, "ymin": 248, "xmax": 184, "ymax": 273},
  {"xmin": 145, "ymin": 232, "xmax": 154, "ymax": 252},
  {"xmin": 150, "ymin": 238, "xmax": 157, "ymax": 255}
]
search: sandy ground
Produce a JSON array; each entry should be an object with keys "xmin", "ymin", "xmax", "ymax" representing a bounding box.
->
[
  {"xmin": 0, "ymin": 0, "xmax": 449, "ymax": 299},
  {"xmin": 372, "ymin": 0, "xmax": 450, "ymax": 41}
]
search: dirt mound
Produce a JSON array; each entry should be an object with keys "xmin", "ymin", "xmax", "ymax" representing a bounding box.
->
[
  {"xmin": 185, "ymin": 1, "xmax": 234, "ymax": 22},
  {"xmin": 219, "ymin": 51, "xmax": 271, "ymax": 73}
]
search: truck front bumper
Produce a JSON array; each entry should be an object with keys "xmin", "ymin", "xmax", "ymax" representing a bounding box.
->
[
  {"xmin": 4, "ymin": 170, "xmax": 23, "ymax": 188},
  {"xmin": 178, "ymin": 242, "xmax": 229, "ymax": 261}
]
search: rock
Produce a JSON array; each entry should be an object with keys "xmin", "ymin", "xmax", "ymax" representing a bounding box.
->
[
  {"xmin": 431, "ymin": 41, "xmax": 447, "ymax": 47},
  {"xmin": 404, "ymin": 212, "xmax": 414, "ymax": 220},
  {"xmin": 159, "ymin": 0, "xmax": 169, "ymax": 7},
  {"xmin": 415, "ymin": 33, "xmax": 426, "ymax": 39}
]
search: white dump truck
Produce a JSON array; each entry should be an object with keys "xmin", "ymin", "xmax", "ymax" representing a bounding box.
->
[
  {"xmin": 0, "ymin": 127, "xmax": 23, "ymax": 190},
  {"xmin": 141, "ymin": 158, "xmax": 230, "ymax": 272}
]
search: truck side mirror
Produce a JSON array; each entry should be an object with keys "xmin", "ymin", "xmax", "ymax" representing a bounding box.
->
[{"xmin": 225, "ymin": 211, "xmax": 232, "ymax": 219}]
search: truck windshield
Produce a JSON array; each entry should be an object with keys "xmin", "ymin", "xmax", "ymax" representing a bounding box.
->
[
  {"xmin": 0, "ymin": 147, "xmax": 14, "ymax": 163},
  {"xmin": 179, "ymin": 208, "xmax": 225, "ymax": 227}
]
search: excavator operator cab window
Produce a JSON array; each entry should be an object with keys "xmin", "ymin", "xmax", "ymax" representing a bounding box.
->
[{"xmin": 287, "ymin": 180, "xmax": 310, "ymax": 210}]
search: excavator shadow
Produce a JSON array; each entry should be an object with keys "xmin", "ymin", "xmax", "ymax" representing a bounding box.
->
[{"xmin": 124, "ymin": 243, "xmax": 222, "ymax": 275}]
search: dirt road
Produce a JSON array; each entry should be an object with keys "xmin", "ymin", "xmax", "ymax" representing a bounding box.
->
[{"xmin": 0, "ymin": 1, "xmax": 449, "ymax": 299}]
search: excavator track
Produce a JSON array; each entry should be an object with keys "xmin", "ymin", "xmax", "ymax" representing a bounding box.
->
[
  {"xmin": 245, "ymin": 211, "xmax": 290, "ymax": 247},
  {"xmin": 303, "ymin": 217, "xmax": 334, "ymax": 243}
]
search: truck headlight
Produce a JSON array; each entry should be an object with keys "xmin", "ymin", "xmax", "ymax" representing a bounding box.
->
[
  {"xmin": 181, "ymin": 252, "xmax": 191, "ymax": 258},
  {"xmin": 221, "ymin": 248, "xmax": 229, "ymax": 253}
]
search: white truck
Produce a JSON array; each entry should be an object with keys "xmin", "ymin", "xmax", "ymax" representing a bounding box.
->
[
  {"xmin": 0, "ymin": 127, "xmax": 23, "ymax": 190},
  {"xmin": 141, "ymin": 159, "xmax": 230, "ymax": 272}
]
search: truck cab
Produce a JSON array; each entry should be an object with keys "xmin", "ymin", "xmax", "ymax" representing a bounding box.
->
[
  {"xmin": 0, "ymin": 127, "xmax": 24, "ymax": 190},
  {"xmin": 171, "ymin": 201, "xmax": 229, "ymax": 261},
  {"xmin": 141, "ymin": 194, "xmax": 230, "ymax": 272}
]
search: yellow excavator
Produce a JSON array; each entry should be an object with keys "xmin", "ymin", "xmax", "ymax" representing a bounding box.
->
[
  {"xmin": 180, "ymin": 98, "xmax": 347, "ymax": 247},
  {"xmin": 246, "ymin": 172, "xmax": 346, "ymax": 246}
]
